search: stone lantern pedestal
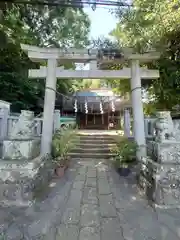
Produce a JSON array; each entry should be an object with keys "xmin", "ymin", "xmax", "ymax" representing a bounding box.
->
[
  {"xmin": 139, "ymin": 111, "xmax": 180, "ymax": 208},
  {"xmin": 0, "ymin": 110, "xmax": 54, "ymax": 205},
  {"xmin": 2, "ymin": 110, "xmax": 40, "ymax": 160}
]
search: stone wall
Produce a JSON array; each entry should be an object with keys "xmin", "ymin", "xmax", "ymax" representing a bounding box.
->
[
  {"xmin": 0, "ymin": 154, "xmax": 54, "ymax": 205},
  {"xmin": 1, "ymin": 138, "xmax": 41, "ymax": 160},
  {"xmin": 139, "ymin": 147, "xmax": 180, "ymax": 207},
  {"xmin": 0, "ymin": 110, "xmax": 58, "ymax": 205},
  {"xmin": 138, "ymin": 111, "xmax": 180, "ymax": 208}
]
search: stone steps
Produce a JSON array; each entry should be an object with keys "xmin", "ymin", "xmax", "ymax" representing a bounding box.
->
[
  {"xmin": 71, "ymin": 147, "xmax": 111, "ymax": 154},
  {"xmin": 74, "ymin": 143, "xmax": 116, "ymax": 149},
  {"xmin": 72, "ymin": 139, "xmax": 116, "ymax": 144},
  {"xmin": 70, "ymin": 133, "xmax": 116, "ymax": 159},
  {"xmin": 77, "ymin": 135, "xmax": 113, "ymax": 140},
  {"xmin": 67, "ymin": 152, "xmax": 115, "ymax": 159}
]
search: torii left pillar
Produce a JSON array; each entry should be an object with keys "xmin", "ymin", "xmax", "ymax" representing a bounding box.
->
[
  {"xmin": 21, "ymin": 44, "xmax": 58, "ymax": 155},
  {"xmin": 41, "ymin": 59, "xmax": 57, "ymax": 154}
]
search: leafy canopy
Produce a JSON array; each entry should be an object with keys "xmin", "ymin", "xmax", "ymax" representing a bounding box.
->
[
  {"xmin": 0, "ymin": 2, "xmax": 90, "ymax": 112},
  {"xmin": 108, "ymin": 0, "xmax": 180, "ymax": 112}
]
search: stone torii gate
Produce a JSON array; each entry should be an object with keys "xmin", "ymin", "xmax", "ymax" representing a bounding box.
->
[{"xmin": 21, "ymin": 44, "xmax": 160, "ymax": 157}]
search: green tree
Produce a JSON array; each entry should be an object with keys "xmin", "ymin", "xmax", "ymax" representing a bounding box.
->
[
  {"xmin": 79, "ymin": 79, "xmax": 102, "ymax": 89},
  {"xmin": 109, "ymin": 0, "xmax": 180, "ymax": 110},
  {"xmin": 0, "ymin": 2, "xmax": 90, "ymax": 112}
]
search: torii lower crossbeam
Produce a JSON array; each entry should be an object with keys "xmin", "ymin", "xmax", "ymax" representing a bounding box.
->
[{"xmin": 29, "ymin": 67, "xmax": 159, "ymax": 79}]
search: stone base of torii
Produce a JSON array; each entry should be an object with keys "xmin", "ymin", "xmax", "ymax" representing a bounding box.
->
[{"xmin": 21, "ymin": 44, "xmax": 160, "ymax": 159}]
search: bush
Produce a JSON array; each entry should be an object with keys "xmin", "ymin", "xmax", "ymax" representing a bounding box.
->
[
  {"xmin": 51, "ymin": 127, "xmax": 77, "ymax": 159},
  {"xmin": 111, "ymin": 138, "xmax": 138, "ymax": 168}
]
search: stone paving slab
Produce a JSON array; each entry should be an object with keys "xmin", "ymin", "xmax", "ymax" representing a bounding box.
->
[
  {"xmin": 74, "ymin": 173, "xmax": 86, "ymax": 182},
  {"xmin": 61, "ymin": 207, "xmax": 81, "ymax": 225},
  {"xmin": 87, "ymin": 167, "xmax": 97, "ymax": 178},
  {"xmin": 79, "ymin": 226, "xmax": 101, "ymax": 240},
  {"xmin": 98, "ymin": 179, "xmax": 111, "ymax": 195},
  {"xmin": 80, "ymin": 204, "xmax": 100, "ymax": 227},
  {"xmin": 82, "ymin": 187, "xmax": 98, "ymax": 205},
  {"xmin": 101, "ymin": 218, "xmax": 124, "ymax": 240},
  {"xmin": 78, "ymin": 166, "xmax": 87, "ymax": 175},
  {"xmin": 72, "ymin": 181, "xmax": 85, "ymax": 190},
  {"xmin": 66, "ymin": 189, "xmax": 82, "ymax": 206},
  {"xmin": 56, "ymin": 224, "xmax": 79, "ymax": 240},
  {"xmin": 1, "ymin": 158, "xmax": 180, "ymax": 240},
  {"xmin": 97, "ymin": 170, "xmax": 108, "ymax": 179},
  {"xmin": 99, "ymin": 194, "xmax": 117, "ymax": 217},
  {"xmin": 85, "ymin": 177, "xmax": 97, "ymax": 188}
]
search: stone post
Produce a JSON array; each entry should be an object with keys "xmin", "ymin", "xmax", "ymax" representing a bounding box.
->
[
  {"xmin": 124, "ymin": 108, "xmax": 131, "ymax": 138},
  {"xmin": 0, "ymin": 107, "xmax": 9, "ymax": 139},
  {"xmin": 130, "ymin": 60, "xmax": 146, "ymax": 158},
  {"xmin": 41, "ymin": 59, "xmax": 57, "ymax": 155},
  {"xmin": 90, "ymin": 60, "xmax": 97, "ymax": 70},
  {"xmin": 54, "ymin": 109, "xmax": 60, "ymax": 132}
]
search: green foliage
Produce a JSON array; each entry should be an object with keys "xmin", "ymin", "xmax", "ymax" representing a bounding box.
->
[
  {"xmin": 78, "ymin": 79, "xmax": 102, "ymax": 89},
  {"xmin": 108, "ymin": 0, "xmax": 180, "ymax": 110},
  {"xmin": 111, "ymin": 138, "xmax": 138, "ymax": 167},
  {"xmin": 0, "ymin": 72, "xmax": 44, "ymax": 112},
  {"xmin": 0, "ymin": 3, "xmax": 90, "ymax": 111},
  {"xmin": 1, "ymin": 3, "xmax": 90, "ymax": 48},
  {"xmin": 0, "ymin": 41, "xmax": 44, "ymax": 112},
  {"xmin": 51, "ymin": 128, "xmax": 77, "ymax": 160},
  {"xmin": 143, "ymin": 102, "xmax": 157, "ymax": 116},
  {"xmin": 112, "ymin": 0, "xmax": 180, "ymax": 52}
]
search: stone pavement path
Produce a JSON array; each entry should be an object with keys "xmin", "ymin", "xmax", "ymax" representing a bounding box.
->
[{"xmin": 2, "ymin": 158, "xmax": 180, "ymax": 240}]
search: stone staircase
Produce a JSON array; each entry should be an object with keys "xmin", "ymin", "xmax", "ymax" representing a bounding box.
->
[{"xmin": 69, "ymin": 132, "xmax": 117, "ymax": 159}]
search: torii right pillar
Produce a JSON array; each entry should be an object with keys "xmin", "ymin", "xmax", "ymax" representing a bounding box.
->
[
  {"xmin": 129, "ymin": 53, "xmax": 160, "ymax": 159},
  {"xmin": 130, "ymin": 59, "xmax": 146, "ymax": 159}
]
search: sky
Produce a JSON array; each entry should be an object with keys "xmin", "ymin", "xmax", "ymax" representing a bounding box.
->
[
  {"xmin": 77, "ymin": 7, "xmax": 117, "ymax": 70},
  {"xmin": 84, "ymin": 7, "xmax": 117, "ymax": 39}
]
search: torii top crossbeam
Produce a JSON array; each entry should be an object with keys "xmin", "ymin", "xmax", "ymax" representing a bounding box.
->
[{"xmin": 21, "ymin": 44, "xmax": 160, "ymax": 63}]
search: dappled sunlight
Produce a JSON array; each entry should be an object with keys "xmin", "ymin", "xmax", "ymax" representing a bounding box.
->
[
  {"xmin": 49, "ymin": 182, "xmax": 57, "ymax": 188},
  {"xmin": 69, "ymin": 167, "xmax": 77, "ymax": 172},
  {"xmin": 95, "ymin": 161, "xmax": 103, "ymax": 167},
  {"xmin": 131, "ymin": 196, "xmax": 137, "ymax": 201},
  {"xmin": 95, "ymin": 160, "xmax": 108, "ymax": 170}
]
